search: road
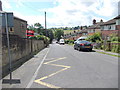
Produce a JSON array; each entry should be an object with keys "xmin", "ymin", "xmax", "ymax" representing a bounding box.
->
[{"xmin": 2, "ymin": 42, "xmax": 118, "ymax": 88}]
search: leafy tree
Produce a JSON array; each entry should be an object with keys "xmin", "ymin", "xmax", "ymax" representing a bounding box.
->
[
  {"xmin": 27, "ymin": 25, "xmax": 37, "ymax": 32},
  {"xmin": 54, "ymin": 29, "xmax": 64, "ymax": 41},
  {"xmin": 47, "ymin": 29, "xmax": 54, "ymax": 43},
  {"xmin": 86, "ymin": 33, "xmax": 102, "ymax": 42},
  {"xmin": 34, "ymin": 23, "xmax": 44, "ymax": 34}
]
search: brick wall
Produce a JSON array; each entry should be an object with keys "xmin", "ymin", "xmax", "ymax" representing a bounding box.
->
[{"xmin": 101, "ymin": 30, "xmax": 119, "ymax": 39}]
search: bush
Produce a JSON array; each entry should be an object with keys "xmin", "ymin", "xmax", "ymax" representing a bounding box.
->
[
  {"xmin": 86, "ymin": 33, "xmax": 102, "ymax": 42},
  {"xmin": 111, "ymin": 44, "xmax": 119, "ymax": 53},
  {"xmin": 111, "ymin": 37, "xmax": 118, "ymax": 42},
  {"xmin": 29, "ymin": 35, "xmax": 50, "ymax": 45},
  {"xmin": 65, "ymin": 40, "xmax": 74, "ymax": 44}
]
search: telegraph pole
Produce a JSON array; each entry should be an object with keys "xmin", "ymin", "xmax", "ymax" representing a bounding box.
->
[{"xmin": 45, "ymin": 11, "xmax": 47, "ymax": 36}]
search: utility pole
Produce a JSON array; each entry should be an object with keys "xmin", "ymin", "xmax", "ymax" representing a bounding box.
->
[{"xmin": 45, "ymin": 11, "xmax": 47, "ymax": 36}]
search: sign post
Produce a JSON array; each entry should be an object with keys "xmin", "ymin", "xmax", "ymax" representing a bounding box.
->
[{"xmin": 2, "ymin": 12, "xmax": 20, "ymax": 84}]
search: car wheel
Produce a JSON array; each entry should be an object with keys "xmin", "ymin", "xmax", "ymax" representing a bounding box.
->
[
  {"xmin": 78, "ymin": 47, "xmax": 81, "ymax": 51},
  {"xmin": 74, "ymin": 46, "xmax": 76, "ymax": 50},
  {"xmin": 89, "ymin": 49, "xmax": 92, "ymax": 52}
]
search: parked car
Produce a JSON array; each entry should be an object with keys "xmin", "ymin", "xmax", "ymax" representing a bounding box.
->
[
  {"xmin": 74, "ymin": 40, "xmax": 93, "ymax": 51},
  {"xmin": 74, "ymin": 36, "xmax": 87, "ymax": 44},
  {"xmin": 59, "ymin": 39, "xmax": 65, "ymax": 45}
]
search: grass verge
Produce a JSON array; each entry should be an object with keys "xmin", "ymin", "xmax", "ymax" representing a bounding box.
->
[
  {"xmin": 68, "ymin": 43, "xmax": 74, "ymax": 46},
  {"xmin": 96, "ymin": 51, "xmax": 120, "ymax": 58}
]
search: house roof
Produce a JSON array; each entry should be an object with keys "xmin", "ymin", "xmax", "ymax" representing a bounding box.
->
[
  {"xmin": 80, "ymin": 29, "xmax": 87, "ymax": 33},
  {"xmin": 88, "ymin": 22, "xmax": 104, "ymax": 29},
  {"xmin": 100, "ymin": 19, "xmax": 116, "ymax": 26},
  {"xmin": 0, "ymin": 11, "xmax": 27, "ymax": 22},
  {"xmin": 114, "ymin": 15, "xmax": 120, "ymax": 19},
  {"xmin": 14, "ymin": 16, "xmax": 27, "ymax": 22}
]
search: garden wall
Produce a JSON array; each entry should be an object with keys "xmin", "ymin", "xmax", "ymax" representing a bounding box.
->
[{"xmin": 2, "ymin": 34, "xmax": 47, "ymax": 77}]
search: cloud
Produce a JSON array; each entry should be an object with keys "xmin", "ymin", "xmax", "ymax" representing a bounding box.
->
[
  {"xmin": 38, "ymin": 0, "xmax": 119, "ymax": 28},
  {"xmin": 8, "ymin": 0, "xmax": 55, "ymax": 2},
  {"xmin": 2, "ymin": 0, "xmax": 12, "ymax": 9},
  {"xmin": 3, "ymin": 0, "xmax": 119, "ymax": 28},
  {"xmin": 13, "ymin": 11, "xmax": 45, "ymax": 27}
]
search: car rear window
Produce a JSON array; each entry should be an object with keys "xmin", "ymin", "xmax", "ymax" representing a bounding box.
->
[{"xmin": 79, "ymin": 41, "xmax": 91, "ymax": 44}]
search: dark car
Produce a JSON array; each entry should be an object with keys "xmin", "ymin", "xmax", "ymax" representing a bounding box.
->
[{"xmin": 74, "ymin": 40, "xmax": 93, "ymax": 51}]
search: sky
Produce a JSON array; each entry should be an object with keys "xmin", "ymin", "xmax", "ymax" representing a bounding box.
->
[{"xmin": 1, "ymin": 0, "xmax": 120, "ymax": 28}]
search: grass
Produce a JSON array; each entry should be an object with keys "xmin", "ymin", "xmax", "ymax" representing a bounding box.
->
[
  {"xmin": 96, "ymin": 51, "xmax": 120, "ymax": 57},
  {"xmin": 64, "ymin": 30, "xmax": 79, "ymax": 34},
  {"xmin": 68, "ymin": 43, "xmax": 74, "ymax": 46}
]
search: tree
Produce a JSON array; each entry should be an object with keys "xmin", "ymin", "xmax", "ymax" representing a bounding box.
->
[
  {"xmin": 28, "ymin": 23, "xmax": 45, "ymax": 35},
  {"xmin": 34, "ymin": 23, "xmax": 44, "ymax": 34},
  {"xmin": 86, "ymin": 33, "xmax": 102, "ymax": 42},
  {"xmin": 54, "ymin": 29, "xmax": 64, "ymax": 41},
  {"xmin": 27, "ymin": 25, "xmax": 37, "ymax": 31},
  {"xmin": 47, "ymin": 29, "xmax": 54, "ymax": 43}
]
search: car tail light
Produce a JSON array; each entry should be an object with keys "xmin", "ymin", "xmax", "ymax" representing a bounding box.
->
[
  {"xmin": 91, "ymin": 44, "xmax": 93, "ymax": 46},
  {"xmin": 80, "ymin": 44, "xmax": 84, "ymax": 46}
]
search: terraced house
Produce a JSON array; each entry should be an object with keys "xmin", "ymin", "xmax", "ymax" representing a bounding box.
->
[
  {"xmin": 87, "ymin": 19, "xmax": 104, "ymax": 36},
  {"xmin": 100, "ymin": 15, "xmax": 120, "ymax": 40}
]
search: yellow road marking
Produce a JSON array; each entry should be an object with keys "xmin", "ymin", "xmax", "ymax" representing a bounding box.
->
[
  {"xmin": 34, "ymin": 80, "xmax": 61, "ymax": 88},
  {"xmin": 34, "ymin": 57, "xmax": 71, "ymax": 88},
  {"xmin": 44, "ymin": 57, "xmax": 66, "ymax": 64}
]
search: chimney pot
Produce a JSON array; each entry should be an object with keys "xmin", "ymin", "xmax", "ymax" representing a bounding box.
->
[
  {"xmin": 100, "ymin": 19, "xmax": 103, "ymax": 22},
  {"xmin": 0, "ymin": 0, "xmax": 2, "ymax": 11},
  {"xmin": 93, "ymin": 19, "xmax": 96, "ymax": 25}
]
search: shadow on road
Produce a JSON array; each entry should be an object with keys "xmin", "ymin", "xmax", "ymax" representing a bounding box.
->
[{"xmin": 79, "ymin": 50, "xmax": 96, "ymax": 52}]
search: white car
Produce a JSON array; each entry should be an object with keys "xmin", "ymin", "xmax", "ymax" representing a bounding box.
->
[{"xmin": 59, "ymin": 39, "xmax": 65, "ymax": 45}]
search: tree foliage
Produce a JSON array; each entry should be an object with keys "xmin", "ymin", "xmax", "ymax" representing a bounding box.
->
[
  {"xmin": 27, "ymin": 23, "xmax": 54, "ymax": 43},
  {"xmin": 86, "ymin": 33, "xmax": 102, "ymax": 42},
  {"xmin": 54, "ymin": 29, "xmax": 64, "ymax": 41}
]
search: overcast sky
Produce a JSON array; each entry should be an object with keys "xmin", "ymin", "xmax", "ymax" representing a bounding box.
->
[{"xmin": 2, "ymin": 0, "xmax": 120, "ymax": 28}]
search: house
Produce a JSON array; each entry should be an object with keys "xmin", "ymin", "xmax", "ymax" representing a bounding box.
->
[
  {"xmin": 0, "ymin": 1, "xmax": 27, "ymax": 38},
  {"xmin": 0, "ymin": 11, "xmax": 27, "ymax": 38},
  {"xmin": 114, "ymin": 15, "xmax": 120, "ymax": 30},
  {"xmin": 87, "ymin": 19, "xmax": 104, "ymax": 36},
  {"xmin": 100, "ymin": 15, "xmax": 120, "ymax": 40}
]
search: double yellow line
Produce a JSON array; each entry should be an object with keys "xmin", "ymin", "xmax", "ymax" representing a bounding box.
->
[{"xmin": 34, "ymin": 57, "xmax": 71, "ymax": 88}]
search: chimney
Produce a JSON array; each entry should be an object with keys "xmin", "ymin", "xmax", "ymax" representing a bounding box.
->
[
  {"xmin": 0, "ymin": 0, "xmax": 2, "ymax": 11},
  {"xmin": 100, "ymin": 19, "xmax": 103, "ymax": 22},
  {"xmin": 93, "ymin": 19, "xmax": 96, "ymax": 25}
]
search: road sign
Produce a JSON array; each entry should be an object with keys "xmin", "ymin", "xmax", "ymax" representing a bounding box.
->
[{"xmin": 0, "ymin": 12, "xmax": 14, "ymax": 27}]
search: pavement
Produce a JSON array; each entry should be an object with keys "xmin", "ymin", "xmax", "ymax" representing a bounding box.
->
[{"xmin": 1, "ymin": 43, "xmax": 118, "ymax": 89}]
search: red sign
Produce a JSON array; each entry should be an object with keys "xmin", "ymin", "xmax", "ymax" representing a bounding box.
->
[{"xmin": 26, "ymin": 30, "xmax": 34, "ymax": 37}]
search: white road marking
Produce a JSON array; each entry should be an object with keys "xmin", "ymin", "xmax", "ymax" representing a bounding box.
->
[{"xmin": 26, "ymin": 48, "xmax": 50, "ymax": 88}]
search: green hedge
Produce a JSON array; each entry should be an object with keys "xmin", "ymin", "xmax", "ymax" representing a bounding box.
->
[
  {"xmin": 65, "ymin": 40, "xmax": 74, "ymax": 44},
  {"xmin": 29, "ymin": 35, "xmax": 50, "ymax": 45}
]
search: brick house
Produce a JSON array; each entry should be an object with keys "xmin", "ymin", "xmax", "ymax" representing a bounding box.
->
[
  {"xmin": 1, "ymin": 11, "xmax": 27, "ymax": 38},
  {"xmin": 87, "ymin": 19, "xmax": 104, "ymax": 36},
  {"xmin": 100, "ymin": 15, "xmax": 120, "ymax": 40}
]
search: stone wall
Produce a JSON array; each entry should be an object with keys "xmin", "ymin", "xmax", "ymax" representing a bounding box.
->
[{"xmin": 2, "ymin": 34, "xmax": 46, "ymax": 77}]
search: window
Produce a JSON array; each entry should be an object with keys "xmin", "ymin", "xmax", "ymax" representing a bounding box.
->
[
  {"xmin": 9, "ymin": 28, "xmax": 14, "ymax": 32},
  {"xmin": 21, "ymin": 23, "xmax": 24, "ymax": 29},
  {"xmin": 109, "ymin": 26, "xmax": 111, "ymax": 30}
]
